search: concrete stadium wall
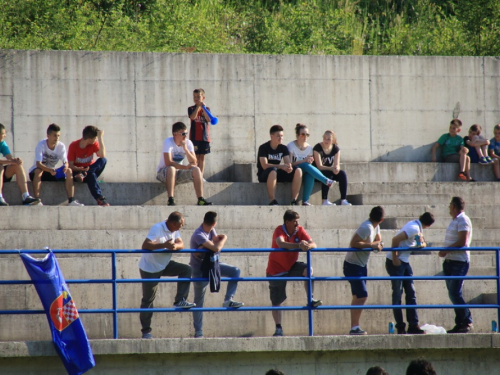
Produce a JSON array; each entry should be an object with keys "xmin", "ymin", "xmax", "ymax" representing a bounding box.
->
[
  {"xmin": 2, "ymin": 335, "xmax": 500, "ymax": 375},
  {"xmin": 1, "ymin": 50, "xmax": 499, "ymax": 182}
]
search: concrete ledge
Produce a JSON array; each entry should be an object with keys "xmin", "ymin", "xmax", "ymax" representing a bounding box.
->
[{"xmin": 2, "ymin": 334, "xmax": 497, "ymax": 358}]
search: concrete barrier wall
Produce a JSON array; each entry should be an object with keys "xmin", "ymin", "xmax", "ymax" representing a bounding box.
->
[{"xmin": 1, "ymin": 50, "xmax": 499, "ymax": 181}]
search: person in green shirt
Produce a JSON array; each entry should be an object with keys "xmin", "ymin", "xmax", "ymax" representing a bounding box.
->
[{"xmin": 431, "ymin": 118, "xmax": 474, "ymax": 181}]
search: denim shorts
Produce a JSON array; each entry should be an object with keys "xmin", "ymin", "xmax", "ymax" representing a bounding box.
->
[{"xmin": 343, "ymin": 261, "xmax": 368, "ymax": 298}]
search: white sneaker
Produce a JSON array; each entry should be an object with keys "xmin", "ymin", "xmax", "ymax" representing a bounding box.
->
[
  {"xmin": 326, "ymin": 179, "xmax": 336, "ymax": 187},
  {"xmin": 302, "ymin": 201, "xmax": 312, "ymax": 206},
  {"xmin": 322, "ymin": 200, "xmax": 336, "ymax": 206},
  {"xmin": 68, "ymin": 200, "xmax": 84, "ymax": 206},
  {"xmin": 341, "ymin": 199, "xmax": 352, "ymax": 206}
]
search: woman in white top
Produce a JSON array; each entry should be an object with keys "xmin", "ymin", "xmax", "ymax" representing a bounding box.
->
[
  {"xmin": 312, "ymin": 130, "xmax": 351, "ymax": 206},
  {"xmin": 287, "ymin": 124, "xmax": 333, "ymax": 206}
]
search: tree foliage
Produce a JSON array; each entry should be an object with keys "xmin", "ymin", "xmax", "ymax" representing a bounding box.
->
[{"xmin": 0, "ymin": 0, "xmax": 499, "ymax": 55}]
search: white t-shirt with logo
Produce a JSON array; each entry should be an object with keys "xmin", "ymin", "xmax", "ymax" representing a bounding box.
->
[
  {"xmin": 157, "ymin": 137, "xmax": 195, "ymax": 172},
  {"xmin": 386, "ymin": 219, "xmax": 423, "ymax": 263},
  {"xmin": 287, "ymin": 141, "xmax": 313, "ymax": 163},
  {"xmin": 29, "ymin": 140, "xmax": 67, "ymax": 173},
  {"xmin": 138, "ymin": 221, "xmax": 181, "ymax": 273}
]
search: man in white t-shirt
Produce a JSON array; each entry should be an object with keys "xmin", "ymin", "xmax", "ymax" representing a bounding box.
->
[
  {"xmin": 439, "ymin": 196, "xmax": 473, "ymax": 333},
  {"xmin": 29, "ymin": 124, "xmax": 83, "ymax": 206},
  {"xmin": 387, "ymin": 212, "xmax": 435, "ymax": 334},
  {"xmin": 344, "ymin": 206, "xmax": 384, "ymax": 335},
  {"xmin": 156, "ymin": 122, "xmax": 212, "ymax": 206},
  {"xmin": 139, "ymin": 211, "xmax": 195, "ymax": 339}
]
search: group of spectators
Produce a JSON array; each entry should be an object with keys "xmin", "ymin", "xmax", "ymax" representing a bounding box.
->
[
  {"xmin": 431, "ymin": 118, "xmax": 500, "ymax": 181},
  {"xmin": 0, "ymin": 123, "xmax": 108, "ymax": 207},
  {"xmin": 138, "ymin": 195, "xmax": 473, "ymax": 339}
]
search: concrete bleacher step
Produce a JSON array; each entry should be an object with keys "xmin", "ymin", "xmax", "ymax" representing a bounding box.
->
[
  {"xmin": 0, "ymin": 205, "xmax": 464, "ymax": 231},
  {"xmin": 3, "ymin": 178, "xmax": 500, "ymax": 207},
  {"xmin": 349, "ymin": 193, "xmax": 451, "ymax": 205},
  {"xmin": 236, "ymin": 162, "xmax": 500, "ymax": 183}
]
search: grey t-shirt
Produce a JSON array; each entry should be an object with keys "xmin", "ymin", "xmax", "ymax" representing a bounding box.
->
[
  {"xmin": 189, "ymin": 225, "xmax": 217, "ymax": 270},
  {"xmin": 345, "ymin": 220, "xmax": 380, "ymax": 267}
]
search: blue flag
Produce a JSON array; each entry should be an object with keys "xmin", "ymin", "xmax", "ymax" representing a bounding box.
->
[{"xmin": 20, "ymin": 251, "xmax": 95, "ymax": 375}]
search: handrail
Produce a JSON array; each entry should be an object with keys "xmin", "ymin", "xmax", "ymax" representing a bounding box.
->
[{"xmin": 0, "ymin": 247, "xmax": 498, "ymax": 338}]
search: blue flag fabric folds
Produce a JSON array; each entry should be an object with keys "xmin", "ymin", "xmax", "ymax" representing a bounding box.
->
[{"xmin": 20, "ymin": 251, "xmax": 95, "ymax": 375}]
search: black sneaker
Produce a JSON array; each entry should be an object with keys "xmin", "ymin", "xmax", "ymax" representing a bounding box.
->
[
  {"xmin": 168, "ymin": 197, "xmax": 176, "ymax": 206},
  {"xmin": 407, "ymin": 325, "xmax": 425, "ymax": 334},
  {"xmin": 96, "ymin": 196, "xmax": 110, "ymax": 206},
  {"xmin": 397, "ymin": 327, "xmax": 407, "ymax": 335},
  {"xmin": 447, "ymin": 323, "xmax": 473, "ymax": 334},
  {"xmin": 290, "ymin": 199, "xmax": 299, "ymax": 206},
  {"xmin": 23, "ymin": 196, "xmax": 41, "ymax": 205},
  {"xmin": 311, "ymin": 299, "xmax": 323, "ymax": 308},
  {"xmin": 197, "ymin": 197, "xmax": 213, "ymax": 206},
  {"xmin": 269, "ymin": 199, "xmax": 279, "ymax": 206},
  {"xmin": 0, "ymin": 197, "xmax": 9, "ymax": 206}
]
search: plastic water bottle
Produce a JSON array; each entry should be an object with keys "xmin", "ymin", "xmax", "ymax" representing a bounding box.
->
[
  {"xmin": 414, "ymin": 234, "xmax": 422, "ymax": 247},
  {"xmin": 492, "ymin": 320, "xmax": 497, "ymax": 332},
  {"xmin": 388, "ymin": 322, "xmax": 395, "ymax": 334}
]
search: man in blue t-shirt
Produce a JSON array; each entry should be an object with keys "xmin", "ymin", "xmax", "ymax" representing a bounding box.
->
[
  {"xmin": 190, "ymin": 211, "xmax": 244, "ymax": 338},
  {"xmin": 0, "ymin": 123, "xmax": 40, "ymax": 206}
]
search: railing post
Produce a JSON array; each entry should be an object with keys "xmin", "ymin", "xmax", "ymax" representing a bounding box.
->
[
  {"xmin": 307, "ymin": 250, "xmax": 313, "ymax": 336},
  {"xmin": 112, "ymin": 252, "xmax": 118, "ymax": 339},
  {"xmin": 496, "ymin": 249, "xmax": 500, "ymax": 332}
]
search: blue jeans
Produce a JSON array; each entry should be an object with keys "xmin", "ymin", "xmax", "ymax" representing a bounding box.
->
[
  {"xmin": 83, "ymin": 157, "xmax": 107, "ymax": 200},
  {"xmin": 443, "ymin": 259, "xmax": 472, "ymax": 326},
  {"xmin": 385, "ymin": 258, "xmax": 419, "ymax": 329},
  {"xmin": 298, "ymin": 163, "xmax": 329, "ymax": 202},
  {"xmin": 192, "ymin": 262, "xmax": 241, "ymax": 334}
]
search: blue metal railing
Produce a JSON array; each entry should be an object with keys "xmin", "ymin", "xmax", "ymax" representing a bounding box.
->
[{"xmin": 0, "ymin": 247, "xmax": 499, "ymax": 338}]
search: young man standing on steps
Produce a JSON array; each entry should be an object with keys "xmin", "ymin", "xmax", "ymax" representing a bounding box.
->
[
  {"xmin": 257, "ymin": 125, "xmax": 302, "ymax": 205},
  {"xmin": 266, "ymin": 209, "xmax": 321, "ymax": 337},
  {"xmin": 29, "ymin": 124, "xmax": 84, "ymax": 206},
  {"xmin": 387, "ymin": 212, "xmax": 435, "ymax": 334},
  {"xmin": 190, "ymin": 211, "xmax": 244, "ymax": 338},
  {"xmin": 139, "ymin": 211, "xmax": 195, "ymax": 339},
  {"xmin": 68, "ymin": 125, "xmax": 109, "ymax": 206},
  {"xmin": 0, "ymin": 123, "xmax": 40, "ymax": 206},
  {"xmin": 157, "ymin": 122, "xmax": 212, "ymax": 206},
  {"xmin": 344, "ymin": 206, "xmax": 384, "ymax": 335}
]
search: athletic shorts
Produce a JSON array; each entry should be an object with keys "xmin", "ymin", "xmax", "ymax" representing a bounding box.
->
[
  {"xmin": 192, "ymin": 140, "xmax": 211, "ymax": 155},
  {"xmin": 343, "ymin": 261, "xmax": 368, "ymax": 298},
  {"xmin": 29, "ymin": 170, "xmax": 66, "ymax": 182},
  {"xmin": 268, "ymin": 261, "xmax": 308, "ymax": 306},
  {"xmin": 156, "ymin": 167, "xmax": 193, "ymax": 185},
  {"xmin": 443, "ymin": 154, "xmax": 460, "ymax": 163},
  {"xmin": 2, "ymin": 166, "xmax": 12, "ymax": 182},
  {"xmin": 258, "ymin": 166, "xmax": 298, "ymax": 183}
]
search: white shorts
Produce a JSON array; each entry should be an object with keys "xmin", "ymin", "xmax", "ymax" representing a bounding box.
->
[{"xmin": 156, "ymin": 167, "xmax": 193, "ymax": 185}]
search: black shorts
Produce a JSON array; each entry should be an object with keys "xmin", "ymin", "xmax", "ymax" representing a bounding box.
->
[
  {"xmin": 258, "ymin": 167, "xmax": 298, "ymax": 183},
  {"xmin": 29, "ymin": 170, "xmax": 66, "ymax": 182},
  {"xmin": 2, "ymin": 166, "xmax": 12, "ymax": 182},
  {"xmin": 192, "ymin": 140, "xmax": 211, "ymax": 155},
  {"xmin": 268, "ymin": 262, "xmax": 308, "ymax": 306}
]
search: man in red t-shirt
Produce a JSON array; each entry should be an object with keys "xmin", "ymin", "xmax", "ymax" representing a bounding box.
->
[
  {"xmin": 67, "ymin": 125, "xmax": 109, "ymax": 206},
  {"xmin": 266, "ymin": 209, "xmax": 321, "ymax": 337}
]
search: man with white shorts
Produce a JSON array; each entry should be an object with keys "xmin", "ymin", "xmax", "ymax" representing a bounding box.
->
[{"xmin": 156, "ymin": 122, "xmax": 212, "ymax": 206}]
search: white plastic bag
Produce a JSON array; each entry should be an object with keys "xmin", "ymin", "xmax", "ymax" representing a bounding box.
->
[{"xmin": 420, "ymin": 323, "xmax": 447, "ymax": 334}]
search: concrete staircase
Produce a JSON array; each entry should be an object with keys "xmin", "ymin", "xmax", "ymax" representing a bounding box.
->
[{"xmin": 0, "ymin": 162, "xmax": 499, "ymax": 341}]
